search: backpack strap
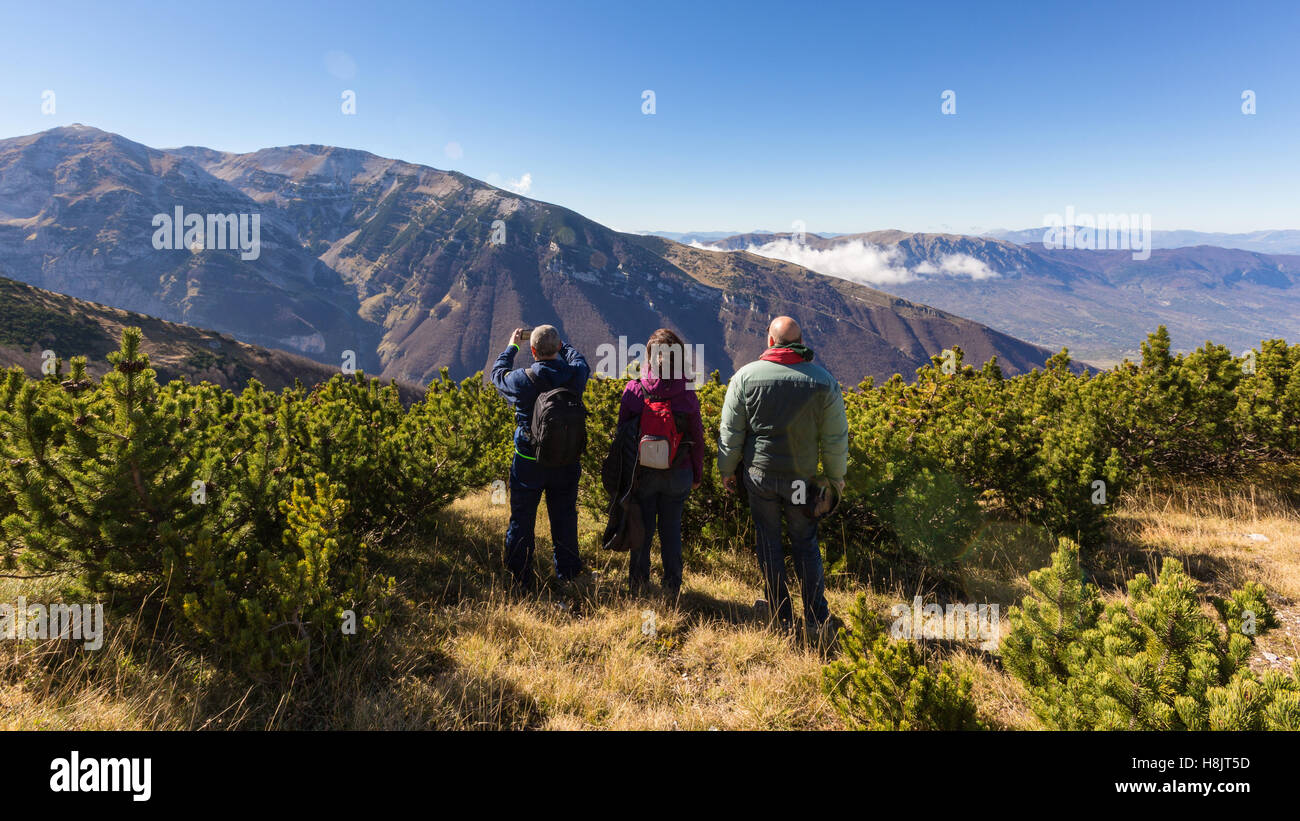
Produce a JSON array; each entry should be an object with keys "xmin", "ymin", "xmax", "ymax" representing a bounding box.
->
[
  {"xmin": 632, "ymin": 378, "xmax": 664, "ymax": 403},
  {"xmin": 521, "ymin": 368, "xmax": 540, "ymax": 444}
]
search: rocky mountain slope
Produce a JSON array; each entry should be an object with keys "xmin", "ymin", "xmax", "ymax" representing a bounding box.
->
[
  {"xmin": 0, "ymin": 269, "xmax": 404, "ymax": 395},
  {"xmin": 0, "ymin": 126, "xmax": 1063, "ymax": 386}
]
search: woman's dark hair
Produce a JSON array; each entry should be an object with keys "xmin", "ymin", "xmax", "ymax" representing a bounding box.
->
[{"xmin": 645, "ymin": 328, "xmax": 691, "ymax": 380}]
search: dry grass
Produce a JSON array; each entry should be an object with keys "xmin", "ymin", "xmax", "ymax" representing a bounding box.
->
[
  {"xmin": 360, "ymin": 492, "xmax": 847, "ymax": 730},
  {"xmin": 3, "ymin": 477, "xmax": 1297, "ymax": 730},
  {"xmin": 1109, "ymin": 478, "xmax": 1300, "ymax": 599},
  {"xmin": 1107, "ymin": 477, "xmax": 1300, "ymax": 675},
  {"xmin": 0, "ymin": 577, "xmax": 209, "ymax": 731}
]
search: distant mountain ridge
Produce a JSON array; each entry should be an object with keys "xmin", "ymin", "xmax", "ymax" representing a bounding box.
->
[
  {"xmin": 0, "ymin": 125, "xmax": 381, "ymax": 370},
  {"xmin": 0, "ymin": 125, "xmax": 1064, "ymax": 387},
  {"xmin": 646, "ymin": 230, "xmax": 846, "ymax": 244},
  {"xmin": 704, "ymin": 230, "xmax": 1300, "ymax": 365},
  {"xmin": 984, "ymin": 227, "xmax": 1300, "ymax": 256},
  {"xmin": 670, "ymin": 226, "xmax": 1300, "ymax": 256}
]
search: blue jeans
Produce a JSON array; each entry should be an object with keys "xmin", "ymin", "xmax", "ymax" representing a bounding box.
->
[
  {"xmin": 743, "ymin": 466, "xmax": 829, "ymax": 627},
  {"xmin": 505, "ymin": 454, "xmax": 582, "ymax": 586},
  {"xmin": 629, "ymin": 465, "xmax": 693, "ymax": 592}
]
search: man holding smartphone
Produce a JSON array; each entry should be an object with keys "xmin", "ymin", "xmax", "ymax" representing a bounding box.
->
[{"xmin": 491, "ymin": 325, "xmax": 592, "ymax": 593}]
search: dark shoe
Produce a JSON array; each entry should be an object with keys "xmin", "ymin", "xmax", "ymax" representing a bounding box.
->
[
  {"xmin": 510, "ymin": 574, "xmax": 538, "ymax": 597},
  {"xmin": 558, "ymin": 568, "xmax": 600, "ymax": 597},
  {"xmin": 755, "ymin": 598, "xmax": 793, "ymax": 632},
  {"xmin": 806, "ymin": 614, "xmax": 842, "ymax": 652},
  {"xmin": 662, "ymin": 585, "xmax": 681, "ymax": 604}
]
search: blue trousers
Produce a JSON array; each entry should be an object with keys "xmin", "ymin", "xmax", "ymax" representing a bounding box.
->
[
  {"xmin": 505, "ymin": 454, "xmax": 582, "ymax": 586},
  {"xmin": 743, "ymin": 467, "xmax": 830, "ymax": 627},
  {"xmin": 629, "ymin": 464, "xmax": 694, "ymax": 591}
]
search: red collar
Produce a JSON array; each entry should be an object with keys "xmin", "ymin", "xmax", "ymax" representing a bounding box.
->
[{"xmin": 760, "ymin": 347, "xmax": 806, "ymax": 365}]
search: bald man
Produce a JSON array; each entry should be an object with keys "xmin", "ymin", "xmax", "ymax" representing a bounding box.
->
[{"xmin": 717, "ymin": 316, "xmax": 848, "ymax": 638}]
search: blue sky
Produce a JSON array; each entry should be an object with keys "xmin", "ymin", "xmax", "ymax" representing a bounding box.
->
[{"xmin": 2, "ymin": 0, "xmax": 1297, "ymax": 234}]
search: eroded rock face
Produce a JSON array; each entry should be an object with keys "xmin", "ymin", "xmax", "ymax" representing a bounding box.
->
[{"xmin": 0, "ymin": 126, "xmax": 379, "ymax": 371}]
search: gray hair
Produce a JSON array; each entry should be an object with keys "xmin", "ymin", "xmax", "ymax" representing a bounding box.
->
[{"xmin": 530, "ymin": 325, "xmax": 561, "ymax": 358}]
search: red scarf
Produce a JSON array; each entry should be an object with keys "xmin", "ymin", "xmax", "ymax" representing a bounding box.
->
[{"xmin": 760, "ymin": 344, "xmax": 815, "ymax": 364}]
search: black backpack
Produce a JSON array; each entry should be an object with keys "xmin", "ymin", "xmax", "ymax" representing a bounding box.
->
[{"xmin": 525, "ymin": 369, "xmax": 588, "ymax": 466}]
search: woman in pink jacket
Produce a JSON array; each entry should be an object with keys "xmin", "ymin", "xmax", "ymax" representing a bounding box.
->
[{"xmin": 618, "ymin": 328, "xmax": 706, "ymax": 600}]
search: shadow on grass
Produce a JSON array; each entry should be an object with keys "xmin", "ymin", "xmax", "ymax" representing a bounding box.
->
[{"xmin": 1096, "ymin": 523, "xmax": 1248, "ymax": 596}]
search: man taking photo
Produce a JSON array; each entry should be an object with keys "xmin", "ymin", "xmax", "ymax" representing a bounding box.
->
[{"xmin": 492, "ymin": 325, "xmax": 592, "ymax": 593}]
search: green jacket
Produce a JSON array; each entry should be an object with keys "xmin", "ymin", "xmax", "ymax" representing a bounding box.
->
[{"xmin": 716, "ymin": 346, "xmax": 849, "ymax": 482}]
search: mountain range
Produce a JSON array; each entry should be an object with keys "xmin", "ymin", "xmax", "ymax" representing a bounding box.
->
[
  {"xmin": 984, "ymin": 227, "xmax": 1300, "ymax": 256},
  {"xmin": 647, "ymin": 230, "xmax": 846, "ymax": 244},
  {"xmin": 705, "ymin": 231, "xmax": 1300, "ymax": 365},
  {"xmin": 0, "ymin": 125, "xmax": 1062, "ymax": 387}
]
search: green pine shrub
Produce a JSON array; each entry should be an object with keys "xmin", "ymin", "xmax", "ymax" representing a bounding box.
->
[
  {"xmin": 837, "ymin": 346, "xmax": 1124, "ymax": 573},
  {"xmin": 823, "ymin": 594, "xmax": 983, "ymax": 730},
  {"xmin": 0, "ymin": 333, "xmax": 203, "ymax": 598},
  {"xmin": 1001, "ymin": 539, "xmax": 1300, "ymax": 730},
  {"xmin": 171, "ymin": 474, "xmax": 393, "ymax": 678},
  {"xmin": 0, "ymin": 329, "xmax": 419, "ymax": 681}
]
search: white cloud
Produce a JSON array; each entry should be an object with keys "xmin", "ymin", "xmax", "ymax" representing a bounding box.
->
[
  {"xmin": 506, "ymin": 172, "xmax": 532, "ymax": 195},
  {"xmin": 738, "ymin": 238, "xmax": 915, "ymax": 284},
  {"xmin": 732, "ymin": 238, "xmax": 1001, "ymax": 286},
  {"xmin": 444, "ymin": 141, "xmax": 463, "ymax": 161},
  {"xmin": 913, "ymin": 253, "xmax": 1000, "ymax": 280}
]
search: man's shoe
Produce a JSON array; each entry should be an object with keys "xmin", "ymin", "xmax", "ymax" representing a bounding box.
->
[
  {"xmin": 807, "ymin": 614, "xmax": 843, "ymax": 652},
  {"xmin": 510, "ymin": 574, "xmax": 538, "ymax": 598},
  {"xmin": 559, "ymin": 568, "xmax": 600, "ymax": 597}
]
